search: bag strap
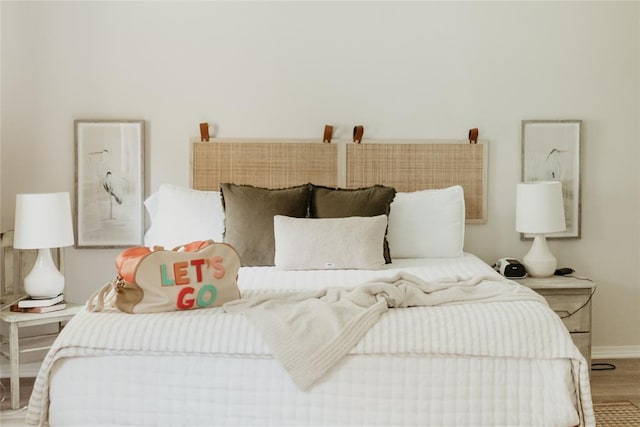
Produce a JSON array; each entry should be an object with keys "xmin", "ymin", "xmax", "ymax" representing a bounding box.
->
[
  {"xmin": 86, "ymin": 277, "xmax": 120, "ymax": 312},
  {"xmin": 181, "ymin": 240, "xmax": 210, "ymax": 251}
]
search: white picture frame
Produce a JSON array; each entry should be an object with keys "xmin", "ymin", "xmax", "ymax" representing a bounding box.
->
[
  {"xmin": 521, "ymin": 120, "xmax": 581, "ymax": 239},
  {"xmin": 74, "ymin": 120, "xmax": 145, "ymax": 248}
]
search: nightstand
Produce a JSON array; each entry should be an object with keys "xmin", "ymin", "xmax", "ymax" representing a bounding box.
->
[
  {"xmin": 515, "ymin": 276, "xmax": 595, "ymax": 367},
  {"xmin": 0, "ymin": 303, "xmax": 83, "ymax": 409}
]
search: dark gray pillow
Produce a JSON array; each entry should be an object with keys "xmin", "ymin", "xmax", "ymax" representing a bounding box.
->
[
  {"xmin": 220, "ymin": 183, "xmax": 311, "ymax": 266},
  {"xmin": 310, "ymin": 185, "xmax": 396, "ymax": 263}
]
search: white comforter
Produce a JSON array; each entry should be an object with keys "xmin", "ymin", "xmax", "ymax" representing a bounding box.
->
[
  {"xmin": 224, "ymin": 273, "xmax": 550, "ymax": 391},
  {"xmin": 26, "ymin": 255, "xmax": 595, "ymax": 426}
]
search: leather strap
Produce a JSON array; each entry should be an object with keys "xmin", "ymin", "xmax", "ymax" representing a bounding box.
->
[
  {"xmin": 353, "ymin": 125, "xmax": 364, "ymax": 143},
  {"xmin": 86, "ymin": 278, "xmax": 117, "ymax": 312},
  {"xmin": 323, "ymin": 125, "xmax": 333, "ymax": 143},
  {"xmin": 200, "ymin": 123, "xmax": 210, "ymax": 142},
  {"xmin": 468, "ymin": 128, "xmax": 479, "ymax": 144}
]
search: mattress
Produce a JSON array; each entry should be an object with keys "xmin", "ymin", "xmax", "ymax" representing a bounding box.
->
[{"xmin": 28, "ymin": 254, "xmax": 595, "ymax": 426}]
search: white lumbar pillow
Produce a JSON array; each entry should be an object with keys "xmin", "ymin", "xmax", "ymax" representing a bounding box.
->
[
  {"xmin": 273, "ymin": 215, "xmax": 387, "ymax": 271},
  {"xmin": 387, "ymin": 185, "xmax": 465, "ymax": 258}
]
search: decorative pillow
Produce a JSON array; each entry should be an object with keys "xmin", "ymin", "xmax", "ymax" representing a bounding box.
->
[
  {"xmin": 273, "ymin": 215, "xmax": 387, "ymax": 270},
  {"xmin": 145, "ymin": 184, "xmax": 225, "ymax": 249},
  {"xmin": 310, "ymin": 185, "xmax": 396, "ymax": 263},
  {"xmin": 387, "ymin": 185, "xmax": 465, "ymax": 258},
  {"xmin": 220, "ymin": 183, "xmax": 311, "ymax": 266}
]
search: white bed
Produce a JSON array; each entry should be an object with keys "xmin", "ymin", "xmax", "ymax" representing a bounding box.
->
[
  {"xmin": 26, "ymin": 139, "xmax": 594, "ymax": 426},
  {"xmin": 27, "ymin": 255, "xmax": 593, "ymax": 426}
]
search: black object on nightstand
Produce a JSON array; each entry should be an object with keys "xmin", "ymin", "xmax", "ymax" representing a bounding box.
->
[{"xmin": 555, "ymin": 267, "xmax": 575, "ymax": 276}]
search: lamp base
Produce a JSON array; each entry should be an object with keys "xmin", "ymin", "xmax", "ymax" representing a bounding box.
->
[
  {"xmin": 23, "ymin": 248, "xmax": 65, "ymax": 299},
  {"xmin": 522, "ymin": 234, "xmax": 557, "ymax": 278}
]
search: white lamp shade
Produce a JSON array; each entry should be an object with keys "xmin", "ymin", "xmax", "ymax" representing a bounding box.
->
[
  {"xmin": 516, "ymin": 181, "xmax": 566, "ymax": 234},
  {"xmin": 14, "ymin": 192, "xmax": 75, "ymax": 249}
]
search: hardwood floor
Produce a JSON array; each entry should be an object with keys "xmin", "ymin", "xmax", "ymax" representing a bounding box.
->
[
  {"xmin": 2, "ymin": 359, "xmax": 640, "ymax": 412},
  {"xmin": 0, "ymin": 377, "xmax": 33, "ymax": 412},
  {"xmin": 590, "ymin": 358, "xmax": 640, "ymax": 406}
]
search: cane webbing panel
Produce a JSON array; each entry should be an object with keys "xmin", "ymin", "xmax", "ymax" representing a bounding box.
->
[
  {"xmin": 347, "ymin": 143, "xmax": 486, "ymax": 222},
  {"xmin": 192, "ymin": 139, "xmax": 487, "ymax": 223},
  {"xmin": 192, "ymin": 141, "xmax": 338, "ymax": 190}
]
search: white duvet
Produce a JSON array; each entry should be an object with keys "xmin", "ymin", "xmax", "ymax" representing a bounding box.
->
[{"xmin": 27, "ymin": 254, "xmax": 595, "ymax": 426}]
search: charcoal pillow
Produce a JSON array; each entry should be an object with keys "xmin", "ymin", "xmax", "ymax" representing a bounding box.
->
[
  {"xmin": 220, "ymin": 183, "xmax": 311, "ymax": 266},
  {"xmin": 310, "ymin": 185, "xmax": 396, "ymax": 263}
]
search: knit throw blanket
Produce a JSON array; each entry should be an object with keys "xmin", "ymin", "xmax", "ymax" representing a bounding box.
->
[{"xmin": 223, "ymin": 272, "xmax": 545, "ymax": 391}]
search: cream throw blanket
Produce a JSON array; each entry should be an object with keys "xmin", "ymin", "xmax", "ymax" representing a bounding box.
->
[{"xmin": 223, "ymin": 272, "xmax": 546, "ymax": 390}]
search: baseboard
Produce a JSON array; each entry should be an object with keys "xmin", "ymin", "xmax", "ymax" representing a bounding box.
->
[
  {"xmin": 0, "ymin": 360, "xmax": 42, "ymax": 378},
  {"xmin": 592, "ymin": 345, "xmax": 640, "ymax": 359}
]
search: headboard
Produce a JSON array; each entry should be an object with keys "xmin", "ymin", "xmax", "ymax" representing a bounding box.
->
[
  {"xmin": 192, "ymin": 139, "xmax": 338, "ymax": 190},
  {"xmin": 191, "ymin": 138, "xmax": 487, "ymax": 223}
]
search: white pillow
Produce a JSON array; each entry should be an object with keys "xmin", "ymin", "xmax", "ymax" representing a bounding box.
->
[
  {"xmin": 387, "ymin": 186, "xmax": 465, "ymax": 258},
  {"xmin": 274, "ymin": 215, "xmax": 387, "ymax": 271},
  {"xmin": 144, "ymin": 184, "xmax": 225, "ymax": 249},
  {"xmin": 143, "ymin": 191, "xmax": 160, "ymax": 246}
]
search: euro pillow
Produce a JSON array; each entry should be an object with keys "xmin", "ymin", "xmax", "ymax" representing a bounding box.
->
[
  {"xmin": 146, "ymin": 184, "xmax": 225, "ymax": 249},
  {"xmin": 387, "ymin": 185, "xmax": 465, "ymax": 258},
  {"xmin": 274, "ymin": 215, "xmax": 387, "ymax": 270},
  {"xmin": 310, "ymin": 185, "xmax": 396, "ymax": 263},
  {"xmin": 220, "ymin": 183, "xmax": 311, "ymax": 266}
]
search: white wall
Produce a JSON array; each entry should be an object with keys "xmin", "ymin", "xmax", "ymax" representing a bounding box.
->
[
  {"xmin": 1, "ymin": 1, "xmax": 639, "ymax": 352},
  {"xmin": 0, "ymin": 2, "xmax": 3, "ymax": 230}
]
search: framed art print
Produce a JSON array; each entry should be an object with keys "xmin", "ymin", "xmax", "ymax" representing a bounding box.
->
[
  {"xmin": 75, "ymin": 120, "xmax": 145, "ymax": 248},
  {"xmin": 521, "ymin": 119, "xmax": 581, "ymax": 239}
]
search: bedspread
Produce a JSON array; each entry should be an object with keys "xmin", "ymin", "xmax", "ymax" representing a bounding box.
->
[
  {"xmin": 27, "ymin": 276, "xmax": 594, "ymax": 426},
  {"xmin": 224, "ymin": 273, "xmax": 546, "ymax": 390}
]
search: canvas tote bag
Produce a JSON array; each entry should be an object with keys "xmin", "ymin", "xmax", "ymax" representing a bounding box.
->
[{"xmin": 87, "ymin": 240, "xmax": 241, "ymax": 314}]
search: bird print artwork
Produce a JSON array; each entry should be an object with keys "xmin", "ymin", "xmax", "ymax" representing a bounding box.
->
[
  {"xmin": 522, "ymin": 121, "xmax": 580, "ymax": 238},
  {"xmin": 545, "ymin": 148, "xmax": 568, "ymax": 180},
  {"xmin": 76, "ymin": 121, "xmax": 144, "ymax": 247},
  {"xmin": 543, "ymin": 147, "xmax": 574, "ymax": 231},
  {"xmin": 89, "ymin": 149, "xmax": 127, "ymax": 220},
  {"xmin": 103, "ymin": 172, "xmax": 123, "ymax": 204}
]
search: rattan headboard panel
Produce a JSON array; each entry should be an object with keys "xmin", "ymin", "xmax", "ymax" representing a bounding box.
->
[
  {"xmin": 192, "ymin": 139, "xmax": 487, "ymax": 223},
  {"xmin": 346, "ymin": 143, "xmax": 486, "ymax": 222},
  {"xmin": 191, "ymin": 140, "xmax": 338, "ymax": 190}
]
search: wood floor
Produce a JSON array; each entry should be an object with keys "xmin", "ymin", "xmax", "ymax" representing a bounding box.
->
[
  {"xmin": 2, "ymin": 359, "xmax": 640, "ymax": 412},
  {"xmin": 590, "ymin": 358, "xmax": 640, "ymax": 406}
]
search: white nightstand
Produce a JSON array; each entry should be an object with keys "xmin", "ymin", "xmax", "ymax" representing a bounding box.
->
[
  {"xmin": 0, "ymin": 303, "xmax": 83, "ymax": 409},
  {"xmin": 515, "ymin": 276, "xmax": 595, "ymax": 367}
]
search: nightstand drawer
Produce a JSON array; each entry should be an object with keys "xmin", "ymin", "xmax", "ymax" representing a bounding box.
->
[
  {"xmin": 534, "ymin": 289, "xmax": 592, "ymax": 333},
  {"xmin": 516, "ymin": 276, "xmax": 594, "ymax": 369}
]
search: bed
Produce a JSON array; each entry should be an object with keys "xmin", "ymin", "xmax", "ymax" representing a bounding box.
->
[{"xmin": 26, "ymin": 139, "xmax": 594, "ymax": 426}]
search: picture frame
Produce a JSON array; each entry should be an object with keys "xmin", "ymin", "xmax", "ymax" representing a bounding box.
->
[
  {"xmin": 74, "ymin": 119, "xmax": 145, "ymax": 248},
  {"xmin": 521, "ymin": 119, "xmax": 581, "ymax": 239}
]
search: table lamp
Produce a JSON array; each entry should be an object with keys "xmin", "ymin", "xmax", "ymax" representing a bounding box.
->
[
  {"xmin": 13, "ymin": 192, "xmax": 75, "ymax": 299},
  {"xmin": 515, "ymin": 181, "xmax": 566, "ymax": 278}
]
